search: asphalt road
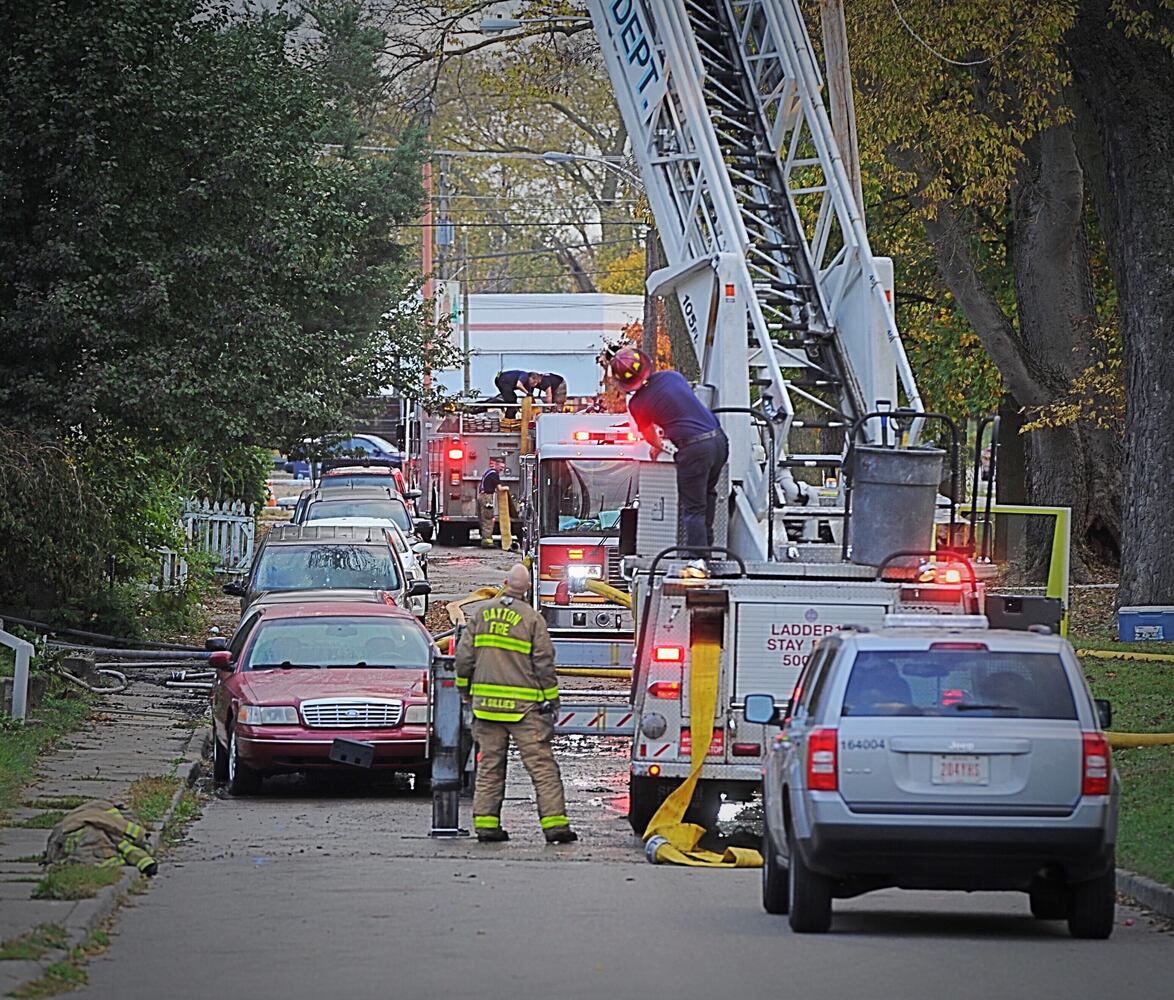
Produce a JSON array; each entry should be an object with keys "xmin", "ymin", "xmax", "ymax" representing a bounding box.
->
[
  {"xmin": 74, "ymin": 539, "xmax": 1174, "ymax": 998},
  {"xmin": 75, "ymin": 769, "xmax": 1173, "ymax": 1000}
]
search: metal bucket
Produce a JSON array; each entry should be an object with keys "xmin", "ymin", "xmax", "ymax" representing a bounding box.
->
[{"xmin": 848, "ymin": 445, "xmax": 945, "ymax": 567}]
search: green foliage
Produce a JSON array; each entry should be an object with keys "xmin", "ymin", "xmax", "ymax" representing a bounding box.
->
[
  {"xmin": 0, "ymin": 1, "xmax": 444, "ymax": 617},
  {"xmin": 33, "ymin": 864, "xmax": 123, "ymax": 902},
  {"xmin": 0, "ymin": 694, "xmax": 93, "ymax": 822},
  {"xmin": 0, "ymin": 925, "xmax": 69, "ymax": 962}
]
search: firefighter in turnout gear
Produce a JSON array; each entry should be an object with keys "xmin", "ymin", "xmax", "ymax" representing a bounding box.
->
[{"xmin": 455, "ymin": 564, "xmax": 577, "ymax": 844}]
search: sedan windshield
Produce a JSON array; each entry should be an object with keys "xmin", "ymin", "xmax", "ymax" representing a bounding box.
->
[
  {"xmin": 539, "ymin": 459, "xmax": 638, "ymax": 537},
  {"xmin": 244, "ymin": 617, "xmax": 431, "ymax": 670},
  {"xmin": 841, "ymin": 650, "xmax": 1077, "ymax": 719},
  {"xmin": 252, "ymin": 544, "xmax": 400, "ymax": 593},
  {"xmin": 306, "ymin": 499, "xmax": 411, "ymax": 532}
]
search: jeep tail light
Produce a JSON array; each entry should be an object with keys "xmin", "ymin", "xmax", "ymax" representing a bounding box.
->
[
  {"xmin": 807, "ymin": 728, "xmax": 838, "ymax": 791},
  {"xmin": 1081, "ymin": 732, "xmax": 1111, "ymax": 795},
  {"xmin": 653, "ymin": 645, "xmax": 684, "ymax": 662},
  {"xmin": 647, "ymin": 681, "xmax": 681, "ymax": 699}
]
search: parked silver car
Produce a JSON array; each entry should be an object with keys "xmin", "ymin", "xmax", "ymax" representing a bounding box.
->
[{"xmin": 745, "ymin": 621, "xmax": 1118, "ymax": 938}]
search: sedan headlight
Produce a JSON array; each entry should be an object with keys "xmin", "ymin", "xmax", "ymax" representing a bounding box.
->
[
  {"xmin": 237, "ymin": 704, "xmax": 299, "ymax": 726},
  {"xmin": 402, "ymin": 704, "xmax": 430, "ymax": 725}
]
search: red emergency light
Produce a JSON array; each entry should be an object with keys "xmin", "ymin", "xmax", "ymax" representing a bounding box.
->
[
  {"xmin": 573, "ymin": 431, "xmax": 591, "ymax": 441},
  {"xmin": 447, "ymin": 447, "xmax": 464, "ymax": 461},
  {"xmin": 653, "ymin": 645, "xmax": 684, "ymax": 662}
]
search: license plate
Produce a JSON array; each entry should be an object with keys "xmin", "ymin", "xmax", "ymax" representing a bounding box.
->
[
  {"xmin": 329, "ymin": 738, "xmax": 375, "ymax": 769},
  {"xmin": 931, "ymin": 754, "xmax": 989, "ymax": 785}
]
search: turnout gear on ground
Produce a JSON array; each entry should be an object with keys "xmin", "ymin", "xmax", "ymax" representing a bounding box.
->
[
  {"xmin": 43, "ymin": 799, "xmax": 158, "ymax": 876},
  {"xmin": 455, "ymin": 572, "xmax": 573, "ymax": 839}
]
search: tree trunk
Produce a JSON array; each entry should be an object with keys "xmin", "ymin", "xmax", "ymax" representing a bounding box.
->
[
  {"xmin": 1065, "ymin": 0, "xmax": 1174, "ymax": 605},
  {"xmin": 1012, "ymin": 123, "xmax": 1123, "ymax": 576}
]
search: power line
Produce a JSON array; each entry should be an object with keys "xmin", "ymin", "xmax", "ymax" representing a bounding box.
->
[{"xmin": 889, "ymin": 0, "xmax": 1022, "ymax": 67}]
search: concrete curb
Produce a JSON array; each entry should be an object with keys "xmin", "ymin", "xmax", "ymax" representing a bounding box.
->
[
  {"xmin": 1117, "ymin": 867, "xmax": 1174, "ymax": 921},
  {"xmin": 26, "ymin": 729, "xmax": 210, "ymax": 984}
]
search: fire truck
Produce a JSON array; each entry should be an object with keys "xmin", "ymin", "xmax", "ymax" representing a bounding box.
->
[
  {"xmin": 521, "ymin": 412, "xmax": 645, "ymax": 669},
  {"xmin": 576, "ymin": 0, "xmax": 1038, "ymax": 837},
  {"xmin": 417, "ymin": 402, "xmax": 530, "ymax": 546}
]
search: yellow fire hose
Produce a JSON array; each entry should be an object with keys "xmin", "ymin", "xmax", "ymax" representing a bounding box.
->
[
  {"xmin": 584, "ymin": 578, "xmax": 633, "ymax": 608},
  {"xmin": 1076, "ymin": 648, "xmax": 1174, "ymax": 664},
  {"xmin": 642, "ymin": 636, "xmax": 762, "ymax": 868},
  {"xmin": 496, "ymin": 485, "xmax": 513, "ymax": 551},
  {"xmin": 1106, "ymin": 732, "xmax": 1174, "ymax": 748}
]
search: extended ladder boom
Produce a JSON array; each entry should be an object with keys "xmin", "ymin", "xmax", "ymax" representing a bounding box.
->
[{"xmin": 587, "ymin": 0, "xmax": 924, "ymax": 557}]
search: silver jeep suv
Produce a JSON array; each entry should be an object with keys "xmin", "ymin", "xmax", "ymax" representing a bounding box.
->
[{"xmin": 745, "ymin": 621, "xmax": 1118, "ymax": 937}]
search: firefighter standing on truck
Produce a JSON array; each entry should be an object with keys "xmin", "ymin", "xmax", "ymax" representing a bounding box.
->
[
  {"xmin": 455, "ymin": 564, "xmax": 577, "ymax": 844},
  {"xmin": 611, "ymin": 347, "xmax": 729, "ymax": 575}
]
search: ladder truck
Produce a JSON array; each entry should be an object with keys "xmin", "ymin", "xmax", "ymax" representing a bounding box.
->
[{"xmin": 584, "ymin": 0, "xmax": 997, "ymax": 832}]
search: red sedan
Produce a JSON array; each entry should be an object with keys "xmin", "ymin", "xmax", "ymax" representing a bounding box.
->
[{"xmin": 209, "ymin": 601, "xmax": 435, "ymax": 795}]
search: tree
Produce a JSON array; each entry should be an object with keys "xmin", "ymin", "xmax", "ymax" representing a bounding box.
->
[
  {"xmin": 0, "ymin": 0, "xmax": 443, "ymax": 455},
  {"xmin": 846, "ymin": 0, "xmax": 1124, "ymax": 571},
  {"xmin": 1064, "ymin": 0, "xmax": 1174, "ymax": 604}
]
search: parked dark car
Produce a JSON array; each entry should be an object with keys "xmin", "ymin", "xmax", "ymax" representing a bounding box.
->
[{"xmin": 224, "ymin": 523, "xmax": 429, "ymax": 615}]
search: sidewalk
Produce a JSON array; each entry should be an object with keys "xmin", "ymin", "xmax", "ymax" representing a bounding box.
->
[{"xmin": 0, "ymin": 673, "xmax": 207, "ymax": 996}]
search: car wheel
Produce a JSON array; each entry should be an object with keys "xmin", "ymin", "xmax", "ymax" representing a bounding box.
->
[
  {"xmin": 1067, "ymin": 864, "xmax": 1116, "ymax": 939},
  {"xmin": 762, "ymin": 829, "xmax": 789, "ymax": 915},
  {"xmin": 787, "ymin": 826, "xmax": 832, "ymax": 933},
  {"xmin": 628, "ymin": 775, "xmax": 669, "ymax": 835},
  {"xmin": 212, "ymin": 724, "xmax": 229, "ymax": 783},
  {"xmin": 227, "ymin": 724, "xmax": 261, "ymax": 796},
  {"xmin": 1029, "ymin": 884, "xmax": 1068, "ymax": 920}
]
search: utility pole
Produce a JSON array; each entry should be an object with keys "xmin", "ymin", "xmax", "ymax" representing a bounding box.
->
[
  {"xmin": 641, "ymin": 226, "xmax": 660, "ymax": 360},
  {"xmin": 820, "ymin": 0, "xmax": 865, "ymax": 220},
  {"xmin": 462, "ymin": 230, "xmax": 472, "ymax": 394}
]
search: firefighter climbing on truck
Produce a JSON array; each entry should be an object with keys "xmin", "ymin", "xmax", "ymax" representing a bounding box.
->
[{"xmin": 611, "ymin": 347, "xmax": 729, "ymax": 574}]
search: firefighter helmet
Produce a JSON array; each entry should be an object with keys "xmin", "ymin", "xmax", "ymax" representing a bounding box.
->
[{"xmin": 610, "ymin": 347, "xmax": 653, "ymax": 392}]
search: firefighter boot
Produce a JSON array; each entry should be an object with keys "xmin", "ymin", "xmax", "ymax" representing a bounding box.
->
[
  {"xmin": 544, "ymin": 826, "xmax": 578, "ymax": 844},
  {"xmin": 477, "ymin": 828, "xmax": 510, "ymax": 843}
]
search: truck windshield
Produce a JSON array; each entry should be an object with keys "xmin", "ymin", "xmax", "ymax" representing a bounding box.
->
[{"xmin": 539, "ymin": 459, "xmax": 638, "ymax": 537}]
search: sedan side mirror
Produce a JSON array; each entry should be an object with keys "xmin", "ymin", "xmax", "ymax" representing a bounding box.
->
[
  {"xmin": 1095, "ymin": 698, "xmax": 1113, "ymax": 730},
  {"xmin": 743, "ymin": 692, "xmax": 783, "ymax": 726},
  {"xmin": 208, "ymin": 650, "xmax": 234, "ymax": 673},
  {"xmin": 404, "ymin": 489, "xmax": 423, "ymax": 501},
  {"xmin": 205, "ymin": 636, "xmax": 229, "ymax": 652},
  {"xmin": 412, "ymin": 541, "xmax": 432, "ymax": 556},
  {"xmin": 407, "ymin": 581, "xmax": 432, "ymax": 598},
  {"xmin": 222, "ymin": 582, "xmax": 246, "ymax": 597},
  {"xmin": 414, "ymin": 519, "xmax": 434, "ymax": 542}
]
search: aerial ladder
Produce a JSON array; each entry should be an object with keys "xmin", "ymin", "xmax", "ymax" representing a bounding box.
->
[
  {"xmin": 581, "ymin": 0, "xmax": 988, "ymax": 855},
  {"xmin": 588, "ymin": 0, "xmax": 924, "ymax": 555}
]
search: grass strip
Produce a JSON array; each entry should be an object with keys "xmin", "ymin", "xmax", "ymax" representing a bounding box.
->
[
  {"xmin": 125, "ymin": 775, "xmax": 179, "ymax": 826},
  {"xmin": 23, "ymin": 796, "xmax": 89, "ymax": 811},
  {"xmin": 0, "ymin": 925, "xmax": 68, "ymax": 962},
  {"xmin": 0, "ymin": 695, "xmax": 92, "ymax": 823},
  {"xmin": 1078, "ymin": 647, "xmax": 1174, "ymax": 887},
  {"xmin": 33, "ymin": 864, "xmax": 122, "ymax": 902},
  {"xmin": 10, "ymin": 810, "xmax": 66, "ymax": 830}
]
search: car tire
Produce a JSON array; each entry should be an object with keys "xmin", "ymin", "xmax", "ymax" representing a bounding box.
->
[
  {"xmin": 628, "ymin": 775, "xmax": 669, "ymax": 835},
  {"xmin": 762, "ymin": 830, "xmax": 789, "ymax": 914},
  {"xmin": 212, "ymin": 725, "xmax": 229, "ymax": 783},
  {"xmin": 227, "ymin": 725, "xmax": 261, "ymax": 797},
  {"xmin": 787, "ymin": 827, "xmax": 832, "ymax": 933},
  {"xmin": 1029, "ymin": 885, "xmax": 1068, "ymax": 920},
  {"xmin": 1067, "ymin": 864, "xmax": 1115, "ymax": 939}
]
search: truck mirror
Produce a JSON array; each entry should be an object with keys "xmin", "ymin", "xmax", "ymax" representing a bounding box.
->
[{"xmin": 743, "ymin": 693, "xmax": 779, "ymax": 725}]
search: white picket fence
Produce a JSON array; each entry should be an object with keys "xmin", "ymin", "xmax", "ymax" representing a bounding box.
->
[{"xmin": 158, "ymin": 499, "xmax": 256, "ymax": 589}]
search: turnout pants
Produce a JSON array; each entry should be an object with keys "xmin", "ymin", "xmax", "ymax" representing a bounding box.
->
[
  {"xmin": 674, "ymin": 429, "xmax": 729, "ymax": 558},
  {"xmin": 494, "ymin": 372, "xmax": 521, "ymax": 418},
  {"xmin": 472, "ymin": 713, "xmax": 570, "ymax": 832},
  {"xmin": 477, "ymin": 491, "xmax": 496, "ymax": 544}
]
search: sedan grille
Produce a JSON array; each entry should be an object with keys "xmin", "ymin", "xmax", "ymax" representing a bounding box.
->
[{"xmin": 300, "ymin": 699, "xmax": 403, "ymax": 729}]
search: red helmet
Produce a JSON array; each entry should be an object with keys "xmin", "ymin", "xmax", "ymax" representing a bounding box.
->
[{"xmin": 610, "ymin": 347, "xmax": 653, "ymax": 392}]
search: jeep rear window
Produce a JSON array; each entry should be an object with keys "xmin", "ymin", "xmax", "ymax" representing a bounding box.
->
[
  {"xmin": 840, "ymin": 650, "xmax": 1077, "ymax": 719},
  {"xmin": 252, "ymin": 544, "xmax": 400, "ymax": 593}
]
